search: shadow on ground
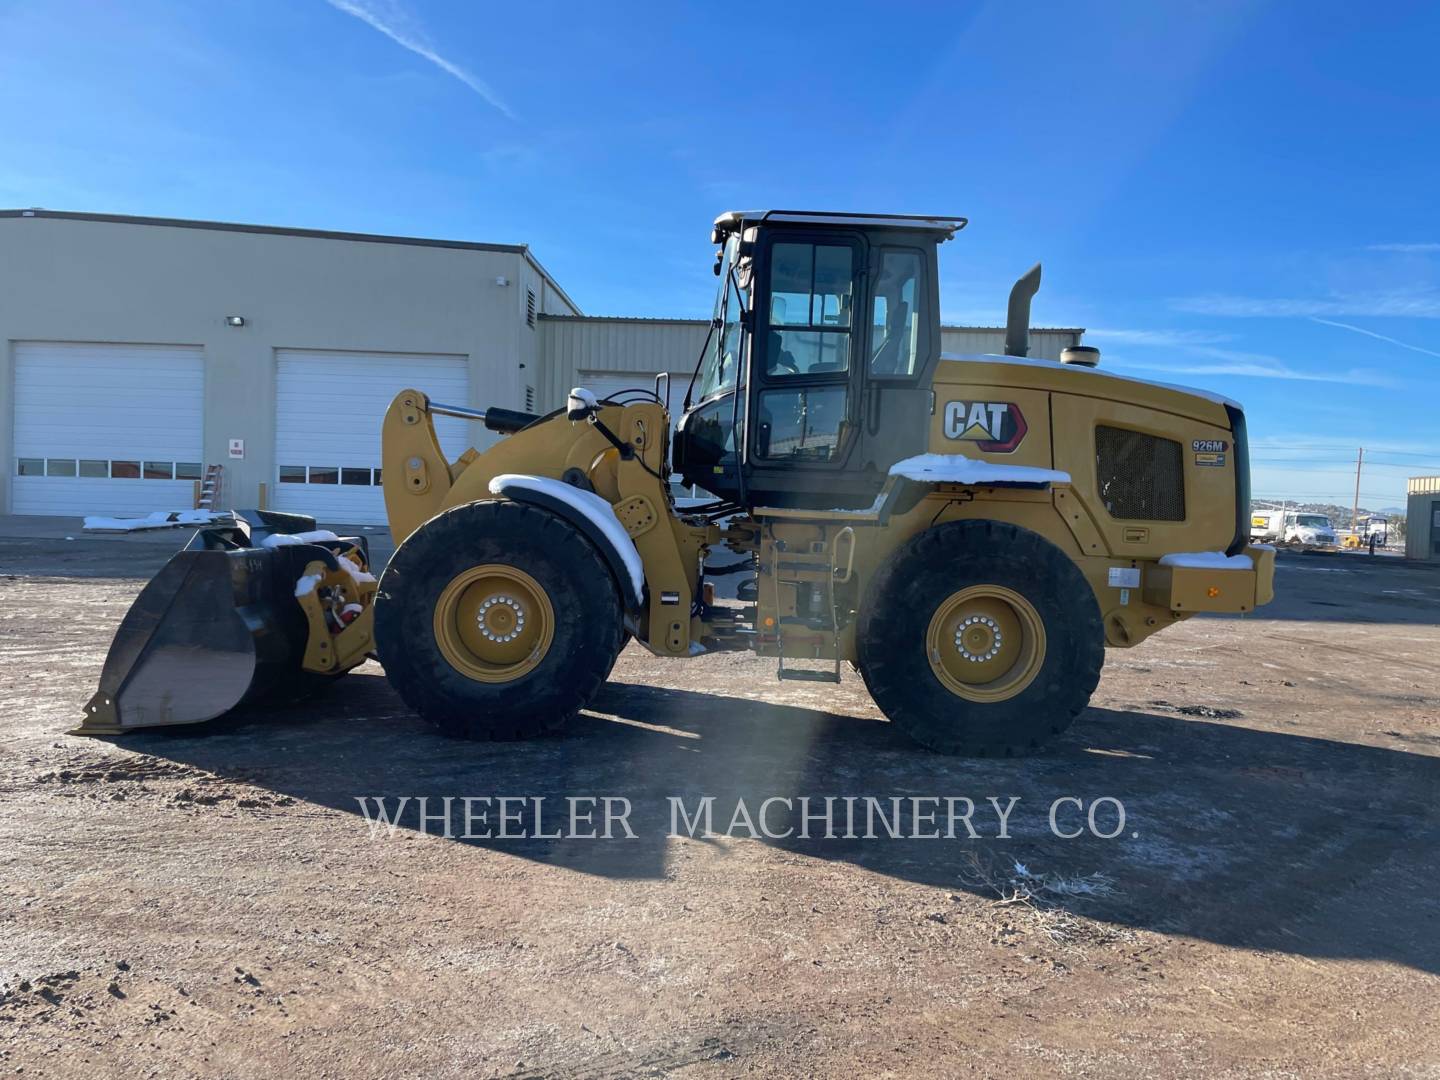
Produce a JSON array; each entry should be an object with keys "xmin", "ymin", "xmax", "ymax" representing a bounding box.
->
[{"xmin": 121, "ymin": 670, "xmax": 1440, "ymax": 975}]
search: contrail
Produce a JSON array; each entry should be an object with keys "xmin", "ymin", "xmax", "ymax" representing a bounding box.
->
[
  {"xmin": 1310, "ymin": 317, "xmax": 1440, "ymax": 360},
  {"xmin": 325, "ymin": 0, "xmax": 515, "ymax": 119}
]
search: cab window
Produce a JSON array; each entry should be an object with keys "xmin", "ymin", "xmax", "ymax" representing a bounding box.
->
[
  {"xmin": 756, "ymin": 385, "xmax": 849, "ymax": 462},
  {"xmin": 766, "ymin": 242, "xmax": 854, "ymax": 376},
  {"xmin": 696, "ymin": 242, "xmax": 748, "ymax": 401},
  {"xmin": 869, "ymin": 249, "xmax": 923, "ymax": 377}
]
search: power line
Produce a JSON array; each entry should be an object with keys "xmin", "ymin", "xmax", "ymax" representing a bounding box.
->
[
  {"xmin": 1255, "ymin": 496, "xmax": 1408, "ymax": 504},
  {"xmin": 1251, "ymin": 455, "xmax": 1438, "ymax": 473},
  {"xmin": 1251, "ymin": 444, "xmax": 1439, "ymax": 455},
  {"xmin": 1251, "ymin": 454, "xmax": 1440, "ymax": 467},
  {"xmin": 1337, "ymin": 448, "xmax": 1440, "ymax": 459}
]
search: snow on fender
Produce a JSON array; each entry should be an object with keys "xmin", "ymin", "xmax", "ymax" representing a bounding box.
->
[
  {"xmin": 487, "ymin": 474, "xmax": 646, "ymax": 602},
  {"xmin": 888, "ymin": 453, "xmax": 1071, "ymax": 487},
  {"xmin": 1157, "ymin": 551, "xmax": 1255, "ymax": 570}
]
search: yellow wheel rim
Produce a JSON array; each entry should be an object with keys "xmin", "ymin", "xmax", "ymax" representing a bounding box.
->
[
  {"xmin": 925, "ymin": 584, "xmax": 1046, "ymax": 702},
  {"xmin": 433, "ymin": 564, "xmax": 555, "ymax": 683}
]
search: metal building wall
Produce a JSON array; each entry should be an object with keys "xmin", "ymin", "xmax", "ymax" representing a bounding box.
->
[
  {"xmin": 940, "ymin": 327, "xmax": 1082, "ymax": 361},
  {"xmin": 0, "ymin": 212, "xmax": 554, "ymax": 512},
  {"xmin": 1406, "ymin": 476, "xmax": 1440, "ymax": 561},
  {"xmin": 537, "ymin": 317, "xmax": 712, "ymax": 409}
]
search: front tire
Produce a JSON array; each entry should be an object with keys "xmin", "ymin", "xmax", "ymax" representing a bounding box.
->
[
  {"xmin": 856, "ymin": 519, "xmax": 1103, "ymax": 756},
  {"xmin": 375, "ymin": 500, "xmax": 625, "ymax": 740}
]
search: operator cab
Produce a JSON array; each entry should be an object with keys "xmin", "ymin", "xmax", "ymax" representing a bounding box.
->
[{"xmin": 673, "ymin": 210, "xmax": 966, "ymax": 509}]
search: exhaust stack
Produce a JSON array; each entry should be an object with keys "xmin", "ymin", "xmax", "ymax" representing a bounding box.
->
[{"xmin": 1003, "ymin": 263, "xmax": 1042, "ymax": 358}]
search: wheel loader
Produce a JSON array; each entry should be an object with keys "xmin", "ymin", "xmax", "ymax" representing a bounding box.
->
[{"xmin": 80, "ymin": 209, "xmax": 1276, "ymax": 755}]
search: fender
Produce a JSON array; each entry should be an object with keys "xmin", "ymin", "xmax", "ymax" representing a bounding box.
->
[
  {"xmin": 487, "ymin": 474, "xmax": 646, "ymax": 612},
  {"xmin": 877, "ymin": 455, "xmax": 1072, "ymax": 523}
]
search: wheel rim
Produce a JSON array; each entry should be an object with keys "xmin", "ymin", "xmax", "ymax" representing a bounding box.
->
[
  {"xmin": 433, "ymin": 564, "xmax": 555, "ymax": 683},
  {"xmin": 925, "ymin": 584, "xmax": 1046, "ymax": 702}
]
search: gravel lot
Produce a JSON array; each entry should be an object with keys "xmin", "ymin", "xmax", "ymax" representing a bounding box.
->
[{"xmin": 2, "ymin": 528, "xmax": 1439, "ymax": 1078}]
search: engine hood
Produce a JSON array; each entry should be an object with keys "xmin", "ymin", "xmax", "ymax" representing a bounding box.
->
[{"xmin": 935, "ymin": 353, "xmax": 1238, "ymax": 427}]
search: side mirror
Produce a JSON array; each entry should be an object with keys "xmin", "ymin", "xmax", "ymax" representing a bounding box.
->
[{"xmin": 566, "ymin": 387, "xmax": 599, "ymax": 422}]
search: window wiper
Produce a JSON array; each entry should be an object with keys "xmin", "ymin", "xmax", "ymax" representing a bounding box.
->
[{"xmin": 682, "ymin": 317, "xmax": 718, "ymax": 412}]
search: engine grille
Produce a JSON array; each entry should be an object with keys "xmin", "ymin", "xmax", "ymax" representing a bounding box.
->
[{"xmin": 1095, "ymin": 425, "xmax": 1186, "ymax": 521}]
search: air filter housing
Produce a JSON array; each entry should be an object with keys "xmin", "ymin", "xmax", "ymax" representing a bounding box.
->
[{"xmin": 1061, "ymin": 346, "xmax": 1100, "ymax": 367}]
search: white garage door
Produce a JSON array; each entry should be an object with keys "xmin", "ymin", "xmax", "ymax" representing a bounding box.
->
[
  {"xmin": 273, "ymin": 350, "xmax": 470, "ymax": 525},
  {"xmin": 12, "ymin": 342, "xmax": 205, "ymax": 517}
]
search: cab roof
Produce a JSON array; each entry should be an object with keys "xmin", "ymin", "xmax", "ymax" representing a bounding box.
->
[{"xmin": 713, "ymin": 210, "xmax": 967, "ymax": 242}]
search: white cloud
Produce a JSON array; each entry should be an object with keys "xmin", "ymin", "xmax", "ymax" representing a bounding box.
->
[
  {"xmin": 479, "ymin": 143, "xmax": 542, "ymax": 171},
  {"xmin": 1367, "ymin": 242, "xmax": 1440, "ymax": 254},
  {"xmin": 1171, "ymin": 289, "xmax": 1440, "ymax": 319},
  {"xmin": 1249, "ymin": 432, "xmax": 1436, "ymax": 456},
  {"xmin": 1309, "ymin": 317, "xmax": 1440, "ymax": 360},
  {"xmin": 1095, "ymin": 332, "xmax": 1402, "ymax": 389},
  {"xmin": 1110, "ymin": 355, "xmax": 1397, "ymax": 388},
  {"xmin": 1085, "ymin": 327, "xmax": 1234, "ymax": 347},
  {"xmin": 325, "ymin": 0, "xmax": 514, "ymax": 119}
]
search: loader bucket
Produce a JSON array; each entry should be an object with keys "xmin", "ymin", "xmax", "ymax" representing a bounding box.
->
[{"xmin": 76, "ymin": 510, "xmax": 370, "ymax": 735}]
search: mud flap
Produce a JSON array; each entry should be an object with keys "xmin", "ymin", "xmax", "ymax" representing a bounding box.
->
[{"xmin": 76, "ymin": 511, "xmax": 368, "ymax": 735}]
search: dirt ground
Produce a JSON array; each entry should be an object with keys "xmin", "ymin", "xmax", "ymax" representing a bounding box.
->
[{"xmin": 2, "ymin": 529, "xmax": 1439, "ymax": 1079}]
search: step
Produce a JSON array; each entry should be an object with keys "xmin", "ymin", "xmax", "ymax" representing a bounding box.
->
[
  {"xmin": 777, "ymin": 668, "xmax": 840, "ymax": 684},
  {"xmin": 778, "ymin": 616, "xmax": 837, "ymax": 629}
]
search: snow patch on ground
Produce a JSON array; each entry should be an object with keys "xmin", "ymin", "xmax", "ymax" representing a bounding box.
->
[
  {"xmin": 888, "ymin": 453, "xmax": 1071, "ymax": 487},
  {"xmin": 488, "ymin": 474, "xmax": 646, "ymax": 599},
  {"xmin": 1157, "ymin": 551, "xmax": 1254, "ymax": 570}
]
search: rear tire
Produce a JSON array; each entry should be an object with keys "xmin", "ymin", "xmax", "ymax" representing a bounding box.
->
[
  {"xmin": 857, "ymin": 519, "xmax": 1103, "ymax": 756},
  {"xmin": 375, "ymin": 500, "xmax": 625, "ymax": 740}
]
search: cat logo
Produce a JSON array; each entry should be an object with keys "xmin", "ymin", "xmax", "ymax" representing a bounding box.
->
[{"xmin": 942, "ymin": 400, "xmax": 1027, "ymax": 453}]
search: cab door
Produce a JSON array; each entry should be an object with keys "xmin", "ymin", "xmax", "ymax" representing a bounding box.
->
[
  {"xmin": 744, "ymin": 230, "xmax": 868, "ymax": 504},
  {"xmin": 858, "ymin": 241, "xmax": 939, "ymax": 475}
]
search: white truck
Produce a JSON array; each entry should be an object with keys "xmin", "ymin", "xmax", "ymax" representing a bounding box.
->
[
  {"xmin": 1250, "ymin": 509, "xmax": 1337, "ymax": 547},
  {"xmin": 1359, "ymin": 516, "xmax": 1389, "ymax": 544}
]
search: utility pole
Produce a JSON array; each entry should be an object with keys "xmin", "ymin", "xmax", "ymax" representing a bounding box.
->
[{"xmin": 1351, "ymin": 447, "xmax": 1364, "ymax": 533}]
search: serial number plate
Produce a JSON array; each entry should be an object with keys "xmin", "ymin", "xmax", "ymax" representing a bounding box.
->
[{"xmin": 1107, "ymin": 567, "xmax": 1141, "ymax": 588}]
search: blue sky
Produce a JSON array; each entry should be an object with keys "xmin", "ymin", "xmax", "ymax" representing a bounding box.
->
[{"xmin": 2, "ymin": 0, "xmax": 1438, "ymax": 508}]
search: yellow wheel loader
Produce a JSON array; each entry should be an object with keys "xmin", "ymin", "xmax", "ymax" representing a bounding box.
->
[{"xmin": 81, "ymin": 210, "xmax": 1275, "ymax": 755}]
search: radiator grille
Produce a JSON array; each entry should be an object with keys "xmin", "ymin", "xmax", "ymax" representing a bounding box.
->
[{"xmin": 1095, "ymin": 425, "xmax": 1185, "ymax": 521}]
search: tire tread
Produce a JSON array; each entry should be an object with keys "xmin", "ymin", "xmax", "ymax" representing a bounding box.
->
[
  {"xmin": 374, "ymin": 500, "xmax": 625, "ymax": 740},
  {"xmin": 857, "ymin": 519, "xmax": 1104, "ymax": 756}
]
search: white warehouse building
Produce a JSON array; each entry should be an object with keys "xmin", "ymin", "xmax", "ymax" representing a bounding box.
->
[{"xmin": 0, "ymin": 210, "xmax": 1084, "ymax": 524}]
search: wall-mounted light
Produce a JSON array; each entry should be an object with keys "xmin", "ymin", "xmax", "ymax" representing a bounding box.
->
[
  {"xmin": 494, "ymin": 276, "xmax": 510, "ymax": 287},
  {"xmin": 225, "ymin": 315, "xmax": 246, "ymax": 327}
]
